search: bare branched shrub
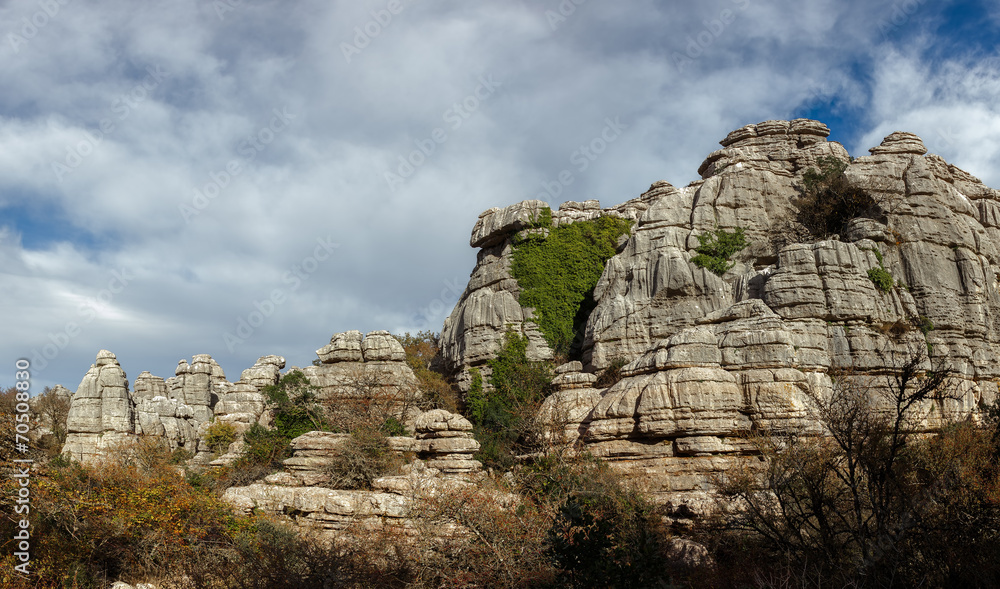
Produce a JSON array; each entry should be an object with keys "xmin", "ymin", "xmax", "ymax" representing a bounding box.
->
[
  {"xmin": 322, "ymin": 426, "xmax": 404, "ymax": 490},
  {"xmin": 325, "ymin": 365, "xmax": 422, "ymax": 435},
  {"xmin": 710, "ymin": 345, "xmax": 987, "ymax": 585}
]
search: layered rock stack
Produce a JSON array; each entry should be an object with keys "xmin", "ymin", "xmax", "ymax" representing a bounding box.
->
[
  {"xmin": 272, "ymin": 431, "xmax": 352, "ymax": 486},
  {"xmin": 62, "ymin": 351, "xmax": 136, "ymax": 462},
  {"xmin": 298, "ymin": 330, "xmax": 421, "ymax": 423},
  {"xmin": 536, "ymin": 361, "xmax": 601, "ymax": 446},
  {"xmin": 413, "ymin": 409, "xmax": 482, "ymax": 474},
  {"xmin": 212, "ymin": 355, "xmax": 286, "ymax": 426},
  {"xmin": 223, "ymin": 410, "xmax": 481, "ymax": 535}
]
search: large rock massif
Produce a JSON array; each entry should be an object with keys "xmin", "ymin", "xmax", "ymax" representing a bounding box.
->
[
  {"xmin": 444, "ymin": 119, "xmax": 1000, "ymax": 506},
  {"xmin": 55, "ymin": 118, "xmax": 1000, "ymax": 520}
]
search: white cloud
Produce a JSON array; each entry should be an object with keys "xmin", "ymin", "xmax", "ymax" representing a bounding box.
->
[
  {"xmin": 0, "ymin": 0, "xmax": 994, "ymax": 391},
  {"xmin": 858, "ymin": 48, "xmax": 1000, "ymax": 184}
]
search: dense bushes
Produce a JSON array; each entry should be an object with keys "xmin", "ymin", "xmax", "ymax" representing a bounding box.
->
[
  {"xmin": 204, "ymin": 420, "xmax": 237, "ymax": 454},
  {"xmin": 706, "ymin": 352, "xmax": 1000, "ymax": 587},
  {"xmin": 467, "ymin": 331, "xmax": 553, "ymax": 469},
  {"xmin": 511, "ymin": 215, "xmax": 633, "ymax": 357}
]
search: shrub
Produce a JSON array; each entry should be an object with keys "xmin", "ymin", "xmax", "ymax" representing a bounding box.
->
[
  {"xmin": 529, "ymin": 206, "xmax": 553, "ymax": 229},
  {"xmin": 468, "ymin": 331, "xmax": 554, "ymax": 470},
  {"xmin": 261, "ymin": 370, "xmax": 328, "ymax": 439},
  {"xmin": 511, "ymin": 216, "xmax": 633, "ymax": 357},
  {"xmin": 796, "ymin": 155, "xmax": 882, "ymax": 239},
  {"xmin": 690, "ymin": 227, "xmax": 748, "ymax": 276},
  {"xmin": 594, "ymin": 357, "xmax": 630, "ymax": 389},
  {"xmin": 868, "ymin": 266, "xmax": 894, "ymax": 292},
  {"xmin": 322, "ymin": 426, "xmax": 402, "ymax": 490},
  {"xmin": 396, "ymin": 330, "xmax": 460, "ymax": 412},
  {"xmin": 710, "ymin": 352, "xmax": 979, "ymax": 586},
  {"xmin": 205, "ymin": 421, "xmax": 238, "ymax": 454},
  {"xmin": 520, "ymin": 453, "xmax": 677, "ymax": 588}
]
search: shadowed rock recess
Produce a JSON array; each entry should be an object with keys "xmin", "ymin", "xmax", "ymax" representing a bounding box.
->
[{"xmin": 57, "ymin": 118, "xmax": 1000, "ymax": 524}]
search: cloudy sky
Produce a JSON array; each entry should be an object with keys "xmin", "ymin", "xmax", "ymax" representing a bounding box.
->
[{"xmin": 2, "ymin": 0, "xmax": 998, "ymax": 392}]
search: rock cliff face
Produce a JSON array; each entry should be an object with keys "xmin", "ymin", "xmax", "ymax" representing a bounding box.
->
[{"xmin": 442, "ymin": 119, "xmax": 1000, "ymax": 507}]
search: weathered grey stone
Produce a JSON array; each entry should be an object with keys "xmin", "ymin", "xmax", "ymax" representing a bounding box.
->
[
  {"xmin": 317, "ymin": 330, "xmax": 363, "ymax": 363},
  {"xmin": 361, "ymin": 330, "xmax": 406, "ymax": 362},
  {"xmin": 470, "ymin": 200, "xmax": 551, "ymax": 248}
]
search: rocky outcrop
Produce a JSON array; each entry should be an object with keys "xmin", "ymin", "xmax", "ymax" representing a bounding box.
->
[
  {"xmin": 62, "ymin": 351, "xmax": 136, "ymax": 462},
  {"xmin": 441, "ymin": 195, "xmax": 657, "ymax": 391},
  {"xmin": 413, "ymin": 409, "xmax": 482, "ymax": 474},
  {"xmin": 536, "ymin": 361, "xmax": 602, "ymax": 446},
  {"xmin": 61, "ymin": 352, "xmax": 284, "ymax": 463},
  {"xmin": 296, "ymin": 330, "xmax": 422, "ymax": 424},
  {"xmin": 438, "ymin": 119, "xmax": 1000, "ymax": 511},
  {"xmin": 223, "ymin": 410, "xmax": 482, "ymax": 536}
]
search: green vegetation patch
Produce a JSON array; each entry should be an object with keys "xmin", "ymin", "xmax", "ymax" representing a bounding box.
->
[
  {"xmin": 510, "ymin": 214, "xmax": 633, "ymax": 356},
  {"xmin": 468, "ymin": 331, "xmax": 553, "ymax": 469},
  {"xmin": 691, "ymin": 227, "xmax": 747, "ymax": 276}
]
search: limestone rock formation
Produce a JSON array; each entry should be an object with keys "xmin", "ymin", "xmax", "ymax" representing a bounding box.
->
[
  {"xmin": 536, "ymin": 361, "xmax": 602, "ymax": 445},
  {"xmin": 413, "ymin": 409, "xmax": 482, "ymax": 474},
  {"xmin": 440, "ymin": 119, "xmax": 1000, "ymax": 510},
  {"xmin": 297, "ymin": 330, "xmax": 421, "ymax": 423},
  {"xmin": 61, "ymin": 352, "xmax": 284, "ymax": 463},
  {"xmin": 223, "ymin": 410, "xmax": 482, "ymax": 536},
  {"xmin": 62, "ymin": 351, "xmax": 136, "ymax": 462}
]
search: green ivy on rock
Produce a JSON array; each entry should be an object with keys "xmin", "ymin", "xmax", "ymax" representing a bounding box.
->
[{"xmin": 510, "ymin": 214, "xmax": 633, "ymax": 357}]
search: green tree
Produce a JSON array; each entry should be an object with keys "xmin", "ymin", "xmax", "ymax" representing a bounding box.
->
[{"xmin": 260, "ymin": 370, "xmax": 328, "ymax": 439}]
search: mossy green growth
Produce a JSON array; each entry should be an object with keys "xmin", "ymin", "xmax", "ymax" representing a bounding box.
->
[
  {"xmin": 510, "ymin": 215, "xmax": 633, "ymax": 356},
  {"xmin": 862, "ymin": 246, "xmax": 895, "ymax": 292},
  {"xmin": 691, "ymin": 227, "xmax": 747, "ymax": 276},
  {"xmin": 868, "ymin": 267, "xmax": 894, "ymax": 292}
]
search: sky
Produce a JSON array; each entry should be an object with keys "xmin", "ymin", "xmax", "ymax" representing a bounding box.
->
[{"xmin": 2, "ymin": 0, "xmax": 999, "ymax": 393}]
